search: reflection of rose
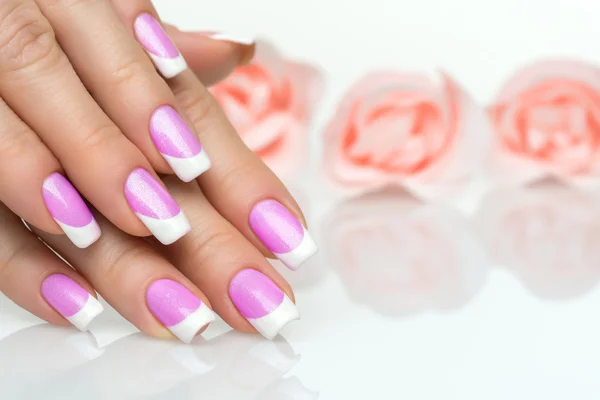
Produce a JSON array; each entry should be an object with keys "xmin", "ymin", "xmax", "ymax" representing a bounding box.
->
[
  {"xmin": 324, "ymin": 190, "xmax": 488, "ymax": 315},
  {"xmin": 489, "ymin": 60, "xmax": 600, "ymax": 182},
  {"xmin": 323, "ymin": 71, "xmax": 490, "ymax": 199},
  {"xmin": 477, "ymin": 183, "xmax": 600, "ymax": 299},
  {"xmin": 211, "ymin": 41, "xmax": 322, "ymax": 178}
]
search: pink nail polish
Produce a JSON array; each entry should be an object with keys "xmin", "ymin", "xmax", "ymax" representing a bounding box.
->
[
  {"xmin": 249, "ymin": 200, "xmax": 318, "ymax": 270},
  {"xmin": 124, "ymin": 168, "xmax": 190, "ymax": 245},
  {"xmin": 134, "ymin": 13, "xmax": 186, "ymax": 78},
  {"xmin": 147, "ymin": 279, "xmax": 215, "ymax": 343},
  {"xmin": 41, "ymin": 274, "xmax": 104, "ymax": 331},
  {"xmin": 229, "ymin": 269, "xmax": 299, "ymax": 339},
  {"xmin": 150, "ymin": 105, "xmax": 211, "ymax": 182},
  {"xmin": 42, "ymin": 173, "xmax": 101, "ymax": 248}
]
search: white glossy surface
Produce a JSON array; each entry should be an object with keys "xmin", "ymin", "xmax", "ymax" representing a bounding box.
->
[{"xmin": 3, "ymin": 0, "xmax": 600, "ymax": 399}]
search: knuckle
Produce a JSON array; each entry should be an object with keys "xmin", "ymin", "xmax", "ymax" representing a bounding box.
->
[
  {"xmin": 111, "ymin": 58, "xmax": 151, "ymax": 88},
  {"xmin": 187, "ymin": 229, "xmax": 237, "ymax": 265},
  {"xmin": 0, "ymin": 240, "xmax": 37, "ymax": 280},
  {"xmin": 0, "ymin": 2, "xmax": 59, "ymax": 74},
  {"xmin": 101, "ymin": 245, "xmax": 152, "ymax": 285},
  {"xmin": 175, "ymin": 85, "xmax": 221, "ymax": 130},
  {"xmin": 219, "ymin": 160, "xmax": 253, "ymax": 192},
  {"xmin": 0, "ymin": 129, "xmax": 39, "ymax": 161},
  {"xmin": 79, "ymin": 123, "xmax": 121, "ymax": 153}
]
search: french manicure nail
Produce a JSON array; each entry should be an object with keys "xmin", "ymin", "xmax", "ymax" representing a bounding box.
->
[
  {"xmin": 249, "ymin": 200, "xmax": 318, "ymax": 270},
  {"xmin": 41, "ymin": 274, "xmax": 104, "ymax": 331},
  {"xmin": 147, "ymin": 279, "xmax": 215, "ymax": 344},
  {"xmin": 124, "ymin": 168, "xmax": 190, "ymax": 245},
  {"xmin": 208, "ymin": 33, "xmax": 255, "ymax": 46},
  {"xmin": 229, "ymin": 269, "xmax": 299, "ymax": 340},
  {"xmin": 150, "ymin": 105, "xmax": 211, "ymax": 182},
  {"xmin": 134, "ymin": 13, "xmax": 187, "ymax": 78},
  {"xmin": 42, "ymin": 173, "xmax": 101, "ymax": 248}
]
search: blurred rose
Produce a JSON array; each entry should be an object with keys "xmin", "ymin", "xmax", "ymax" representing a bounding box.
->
[
  {"xmin": 477, "ymin": 183, "xmax": 600, "ymax": 299},
  {"xmin": 324, "ymin": 189, "xmax": 488, "ymax": 315},
  {"xmin": 323, "ymin": 71, "xmax": 490, "ymax": 199},
  {"xmin": 488, "ymin": 60, "xmax": 600, "ymax": 184},
  {"xmin": 211, "ymin": 41, "xmax": 322, "ymax": 178}
]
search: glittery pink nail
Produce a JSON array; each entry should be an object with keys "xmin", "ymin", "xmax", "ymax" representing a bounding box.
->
[
  {"xmin": 124, "ymin": 168, "xmax": 190, "ymax": 245},
  {"xmin": 249, "ymin": 200, "xmax": 318, "ymax": 270},
  {"xmin": 229, "ymin": 269, "xmax": 299, "ymax": 339}
]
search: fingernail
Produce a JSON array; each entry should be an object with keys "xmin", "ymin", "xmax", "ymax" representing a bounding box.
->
[
  {"xmin": 147, "ymin": 279, "xmax": 215, "ymax": 344},
  {"xmin": 249, "ymin": 200, "xmax": 318, "ymax": 270},
  {"xmin": 124, "ymin": 168, "xmax": 190, "ymax": 245},
  {"xmin": 134, "ymin": 13, "xmax": 187, "ymax": 78},
  {"xmin": 207, "ymin": 33, "xmax": 255, "ymax": 65},
  {"xmin": 41, "ymin": 274, "xmax": 104, "ymax": 331},
  {"xmin": 229, "ymin": 269, "xmax": 299, "ymax": 340},
  {"xmin": 42, "ymin": 173, "xmax": 101, "ymax": 249},
  {"xmin": 208, "ymin": 33, "xmax": 255, "ymax": 46},
  {"xmin": 150, "ymin": 105, "xmax": 211, "ymax": 182}
]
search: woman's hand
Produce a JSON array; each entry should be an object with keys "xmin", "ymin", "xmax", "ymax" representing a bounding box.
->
[
  {"xmin": 0, "ymin": 175, "xmax": 301, "ymax": 342},
  {"xmin": 0, "ymin": 0, "xmax": 263, "ymax": 247},
  {"xmin": 0, "ymin": 0, "xmax": 319, "ymax": 341}
]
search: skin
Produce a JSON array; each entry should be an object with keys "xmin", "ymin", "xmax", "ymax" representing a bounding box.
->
[{"xmin": 0, "ymin": 0, "xmax": 306, "ymax": 338}]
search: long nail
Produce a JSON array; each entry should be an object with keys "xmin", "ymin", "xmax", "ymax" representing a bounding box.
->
[
  {"xmin": 147, "ymin": 279, "xmax": 215, "ymax": 343},
  {"xmin": 208, "ymin": 33, "xmax": 255, "ymax": 65},
  {"xmin": 42, "ymin": 173, "xmax": 101, "ymax": 248},
  {"xmin": 41, "ymin": 274, "xmax": 104, "ymax": 331},
  {"xmin": 249, "ymin": 200, "xmax": 318, "ymax": 270},
  {"xmin": 134, "ymin": 13, "xmax": 187, "ymax": 78},
  {"xmin": 124, "ymin": 168, "xmax": 190, "ymax": 245},
  {"xmin": 229, "ymin": 269, "xmax": 299, "ymax": 339},
  {"xmin": 150, "ymin": 105, "xmax": 211, "ymax": 182}
]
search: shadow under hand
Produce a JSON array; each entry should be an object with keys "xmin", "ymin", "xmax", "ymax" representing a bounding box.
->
[
  {"xmin": 477, "ymin": 181, "xmax": 600, "ymax": 300},
  {"xmin": 0, "ymin": 324, "xmax": 317, "ymax": 400},
  {"xmin": 323, "ymin": 188, "xmax": 489, "ymax": 317}
]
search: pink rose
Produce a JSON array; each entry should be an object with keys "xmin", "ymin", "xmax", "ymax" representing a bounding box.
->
[
  {"xmin": 488, "ymin": 60, "xmax": 600, "ymax": 184},
  {"xmin": 211, "ymin": 41, "xmax": 322, "ymax": 178},
  {"xmin": 477, "ymin": 183, "xmax": 600, "ymax": 299},
  {"xmin": 324, "ymin": 190, "xmax": 488, "ymax": 315},
  {"xmin": 323, "ymin": 71, "xmax": 490, "ymax": 199}
]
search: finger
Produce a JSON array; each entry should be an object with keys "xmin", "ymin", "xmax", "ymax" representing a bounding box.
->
[
  {"xmin": 39, "ymin": 0, "xmax": 212, "ymax": 183},
  {"xmin": 170, "ymin": 69, "xmax": 319, "ymax": 270},
  {"xmin": 0, "ymin": 203, "xmax": 103, "ymax": 331},
  {"xmin": 34, "ymin": 213, "xmax": 217, "ymax": 344},
  {"xmin": 0, "ymin": 96, "xmax": 101, "ymax": 248},
  {"xmin": 156, "ymin": 177, "xmax": 299, "ymax": 340},
  {"xmin": 0, "ymin": 0, "xmax": 188, "ymax": 242},
  {"xmin": 164, "ymin": 24, "xmax": 255, "ymax": 86}
]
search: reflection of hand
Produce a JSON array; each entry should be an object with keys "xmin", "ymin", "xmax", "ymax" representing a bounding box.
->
[
  {"xmin": 324, "ymin": 190, "xmax": 489, "ymax": 315},
  {"xmin": 0, "ymin": 325, "xmax": 316, "ymax": 399},
  {"xmin": 477, "ymin": 183, "xmax": 600, "ymax": 299}
]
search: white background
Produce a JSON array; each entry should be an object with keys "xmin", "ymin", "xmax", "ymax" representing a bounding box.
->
[{"xmin": 2, "ymin": 1, "xmax": 600, "ymax": 399}]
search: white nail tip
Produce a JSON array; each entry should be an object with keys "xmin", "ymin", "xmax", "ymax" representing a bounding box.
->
[
  {"xmin": 148, "ymin": 52, "xmax": 187, "ymax": 79},
  {"xmin": 137, "ymin": 211, "xmax": 191, "ymax": 245},
  {"xmin": 273, "ymin": 228, "xmax": 319, "ymax": 271},
  {"xmin": 56, "ymin": 219, "xmax": 101, "ymax": 249},
  {"xmin": 209, "ymin": 33, "xmax": 255, "ymax": 46},
  {"xmin": 248, "ymin": 296, "xmax": 299, "ymax": 340},
  {"xmin": 163, "ymin": 149, "xmax": 212, "ymax": 182},
  {"xmin": 67, "ymin": 295, "xmax": 104, "ymax": 332},
  {"xmin": 167, "ymin": 303, "xmax": 216, "ymax": 344}
]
